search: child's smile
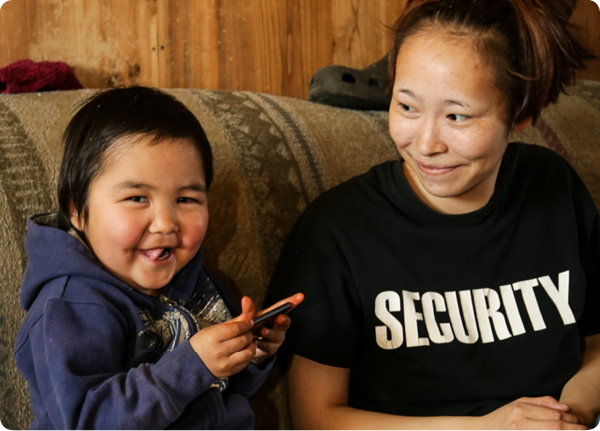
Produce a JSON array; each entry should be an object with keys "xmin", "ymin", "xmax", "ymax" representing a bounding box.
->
[{"xmin": 70, "ymin": 135, "xmax": 209, "ymax": 297}]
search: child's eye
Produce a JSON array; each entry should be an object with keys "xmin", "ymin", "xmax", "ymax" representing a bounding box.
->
[
  {"xmin": 127, "ymin": 196, "xmax": 148, "ymax": 203},
  {"xmin": 448, "ymin": 113, "xmax": 469, "ymax": 122},
  {"xmin": 177, "ymin": 197, "xmax": 199, "ymax": 204}
]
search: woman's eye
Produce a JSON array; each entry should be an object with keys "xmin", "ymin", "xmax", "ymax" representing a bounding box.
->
[
  {"xmin": 448, "ymin": 114, "xmax": 469, "ymax": 122},
  {"xmin": 128, "ymin": 196, "xmax": 147, "ymax": 203},
  {"xmin": 400, "ymin": 103, "xmax": 415, "ymax": 112}
]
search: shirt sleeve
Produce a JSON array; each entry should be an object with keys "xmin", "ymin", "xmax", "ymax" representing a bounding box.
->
[
  {"xmin": 27, "ymin": 298, "xmax": 216, "ymax": 430},
  {"xmin": 264, "ymin": 221, "xmax": 363, "ymax": 368},
  {"xmin": 579, "ymin": 214, "xmax": 600, "ymax": 336},
  {"xmin": 233, "ymin": 356, "xmax": 276, "ymax": 396}
]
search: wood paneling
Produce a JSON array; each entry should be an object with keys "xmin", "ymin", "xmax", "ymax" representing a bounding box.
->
[{"xmin": 0, "ymin": 0, "xmax": 598, "ymax": 99}]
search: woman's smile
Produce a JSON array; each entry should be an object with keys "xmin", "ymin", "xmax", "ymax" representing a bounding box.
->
[
  {"xmin": 416, "ymin": 162, "xmax": 460, "ymax": 177},
  {"xmin": 388, "ymin": 29, "xmax": 521, "ymax": 215}
]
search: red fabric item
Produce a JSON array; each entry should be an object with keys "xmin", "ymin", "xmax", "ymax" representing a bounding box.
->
[{"xmin": 0, "ymin": 59, "xmax": 83, "ymax": 94}]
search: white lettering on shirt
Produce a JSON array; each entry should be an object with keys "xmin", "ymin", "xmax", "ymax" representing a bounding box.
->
[
  {"xmin": 538, "ymin": 271, "xmax": 576, "ymax": 325},
  {"xmin": 513, "ymin": 279, "xmax": 546, "ymax": 331},
  {"xmin": 445, "ymin": 290, "xmax": 479, "ymax": 344},
  {"xmin": 373, "ymin": 270, "xmax": 576, "ymax": 349},
  {"xmin": 499, "ymin": 284, "xmax": 526, "ymax": 336},
  {"xmin": 403, "ymin": 291, "xmax": 430, "ymax": 347},
  {"xmin": 375, "ymin": 291, "xmax": 403, "ymax": 350},
  {"xmin": 473, "ymin": 288, "xmax": 512, "ymax": 343},
  {"xmin": 422, "ymin": 292, "xmax": 454, "ymax": 344}
]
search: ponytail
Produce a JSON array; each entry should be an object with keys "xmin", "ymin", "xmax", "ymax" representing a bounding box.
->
[{"xmin": 388, "ymin": 0, "xmax": 595, "ymax": 126}]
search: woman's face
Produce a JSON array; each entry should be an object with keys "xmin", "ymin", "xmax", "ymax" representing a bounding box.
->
[{"xmin": 389, "ymin": 29, "xmax": 529, "ymax": 214}]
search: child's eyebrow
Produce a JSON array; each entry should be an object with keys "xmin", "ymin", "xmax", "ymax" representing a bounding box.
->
[
  {"xmin": 112, "ymin": 181, "xmax": 207, "ymax": 193},
  {"xmin": 180, "ymin": 183, "xmax": 207, "ymax": 193}
]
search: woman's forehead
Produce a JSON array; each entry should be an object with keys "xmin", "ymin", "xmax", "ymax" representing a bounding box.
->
[{"xmin": 393, "ymin": 30, "xmax": 502, "ymax": 104}]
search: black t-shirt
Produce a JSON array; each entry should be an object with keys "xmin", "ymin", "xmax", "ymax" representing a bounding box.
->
[{"xmin": 265, "ymin": 143, "xmax": 600, "ymax": 417}]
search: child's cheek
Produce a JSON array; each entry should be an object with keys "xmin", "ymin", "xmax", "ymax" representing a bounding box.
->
[
  {"xmin": 109, "ymin": 210, "xmax": 146, "ymax": 251},
  {"xmin": 181, "ymin": 212, "xmax": 209, "ymax": 249}
]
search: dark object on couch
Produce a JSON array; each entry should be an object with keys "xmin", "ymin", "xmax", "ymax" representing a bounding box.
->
[{"xmin": 308, "ymin": 54, "xmax": 392, "ymax": 111}]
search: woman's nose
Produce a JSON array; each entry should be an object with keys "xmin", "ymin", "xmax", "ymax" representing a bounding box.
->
[
  {"xmin": 415, "ymin": 121, "xmax": 447, "ymax": 156},
  {"xmin": 149, "ymin": 206, "xmax": 178, "ymax": 234}
]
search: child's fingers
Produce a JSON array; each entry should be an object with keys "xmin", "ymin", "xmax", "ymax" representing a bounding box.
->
[
  {"xmin": 218, "ymin": 317, "xmax": 253, "ymax": 340},
  {"xmin": 227, "ymin": 338, "xmax": 257, "ymax": 368},
  {"xmin": 240, "ymin": 296, "xmax": 256, "ymax": 318},
  {"xmin": 273, "ymin": 314, "xmax": 291, "ymax": 331},
  {"xmin": 255, "ymin": 339, "xmax": 275, "ymax": 356},
  {"xmin": 221, "ymin": 330, "xmax": 255, "ymax": 353},
  {"xmin": 230, "ymin": 312, "xmax": 250, "ymax": 323},
  {"xmin": 259, "ymin": 325, "xmax": 285, "ymax": 344},
  {"xmin": 261, "ymin": 293, "xmax": 304, "ymax": 315}
]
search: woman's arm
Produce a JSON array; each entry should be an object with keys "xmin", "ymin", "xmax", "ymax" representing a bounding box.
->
[
  {"xmin": 559, "ymin": 334, "xmax": 600, "ymax": 427},
  {"xmin": 288, "ymin": 354, "xmax": 588, "ymax": 430}
]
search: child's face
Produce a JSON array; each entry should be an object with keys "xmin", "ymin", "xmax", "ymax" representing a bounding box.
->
[
  {"xmin": 389, "ymin": 30, "xmax": 528, "ymax": 214},
  {"xmin": 71, "ymin": 136, "xmax": 209, "ymax": 297}
]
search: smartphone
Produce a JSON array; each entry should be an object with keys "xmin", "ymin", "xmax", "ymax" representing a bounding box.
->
[{"xmin": 251, "ymin": 302, "xmax": 292, "ymax": 335}]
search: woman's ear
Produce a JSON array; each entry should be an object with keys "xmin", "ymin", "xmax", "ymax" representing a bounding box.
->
[
  {"xmin": 69, "ymin": 201, "xmax": 84, "ymax": 231},
  {"xmin": 513, "ymin": 116, "xmax": 533, "ymax": 133}
]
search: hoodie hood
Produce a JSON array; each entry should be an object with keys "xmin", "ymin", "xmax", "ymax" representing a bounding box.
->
[{"xmin": 20, "ymin": 213, "xmax": 206, "ymax": 311}]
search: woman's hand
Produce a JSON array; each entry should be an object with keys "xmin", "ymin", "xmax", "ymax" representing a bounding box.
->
[
  {"xmin": 480, "ymin": 396, "xmax": 588, "ymax": 430},
  {"xmin": 189, "ymin": 313, "xmax": 256, "ymax": 378},
  {"xmin": 241, "ymin": 293, "xmax": 304, "ymax": 364}
]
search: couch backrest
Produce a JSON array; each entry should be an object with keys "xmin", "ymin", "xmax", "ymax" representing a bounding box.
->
[{"xmin": 0, "ymin": 82, "xmax": 599, "ymax": 429}]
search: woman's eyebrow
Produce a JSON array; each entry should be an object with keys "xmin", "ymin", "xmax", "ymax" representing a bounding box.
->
[
  {"xmin": 446, "ymin": 99, "xmax": 470, "ymax": 108},
  {"xmin": 397, "ymin": 88, "xmax": 470, "ymax": 108},
  {"xmin": 396, "ymin": 88, "xmax": 418, "ymax": 98}
]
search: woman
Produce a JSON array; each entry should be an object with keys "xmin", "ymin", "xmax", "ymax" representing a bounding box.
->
[{"xmin": 265, "ymin": 0, "xmax": 600, "ymax": 429}]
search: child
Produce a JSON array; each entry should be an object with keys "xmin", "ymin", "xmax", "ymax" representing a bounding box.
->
[{"xmin": 13, "ymin": 86, "xmax": 303, "ymax": 430}]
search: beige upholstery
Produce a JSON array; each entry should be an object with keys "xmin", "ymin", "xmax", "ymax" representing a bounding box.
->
[{"xmin": 0, "ymin": 82, "xmax": 599, "ymax": 429}]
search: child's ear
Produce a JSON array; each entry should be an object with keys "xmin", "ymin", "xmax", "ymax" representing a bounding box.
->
[
  {"xmin": 69, "ymin": 201, "xmax": 84, "ymax": 231},
  {"xmin": 513, "ymin": 116, "xmax": 533, "ymax": 133}
]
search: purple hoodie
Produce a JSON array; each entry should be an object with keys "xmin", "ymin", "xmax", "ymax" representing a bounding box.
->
[{"xmin": 14, "ymin": 213, "xmax": 271, "ymax": 430}]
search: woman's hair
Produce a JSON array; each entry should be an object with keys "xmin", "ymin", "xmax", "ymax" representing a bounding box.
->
[
  {"xmin": 388, "ymin": 0, "xmax": 595, "ymax": 127},
  {"xmin": 57, "ymin": 86, "xmax": 213, "ymax": 231}
]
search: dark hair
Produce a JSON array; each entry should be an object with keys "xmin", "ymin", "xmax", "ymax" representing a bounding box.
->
[
  {"xmin": 388, "ymin": 0, "xmax": 595, "ymax": 127},
  {"xmin": 57, "ymin": 86, "xmax": 213, "ymax": 231}
]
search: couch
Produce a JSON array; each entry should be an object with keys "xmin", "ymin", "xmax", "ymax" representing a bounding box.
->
[{"xmin": 1, "ymin": 82, "xmax": 599, "ymax": 430}]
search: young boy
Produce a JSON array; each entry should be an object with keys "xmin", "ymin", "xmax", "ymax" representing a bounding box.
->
[{"xmin": 13, "ymin": 86, "xmax": 303, "ymax": 430}]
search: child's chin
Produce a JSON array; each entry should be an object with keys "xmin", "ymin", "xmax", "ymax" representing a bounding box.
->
[{"xmin": 133, "ymin": 278, "xmax": 173, "ymax": 295}]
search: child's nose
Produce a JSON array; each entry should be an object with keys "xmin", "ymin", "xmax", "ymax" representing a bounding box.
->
[{"xmin": 149, "ymin": 206, "xmax": 178, "ymax": 234}]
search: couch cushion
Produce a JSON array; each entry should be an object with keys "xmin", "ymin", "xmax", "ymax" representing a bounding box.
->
[{"xmin": 0, "ymin": 81, "xmax": 598, "ymax": 429}]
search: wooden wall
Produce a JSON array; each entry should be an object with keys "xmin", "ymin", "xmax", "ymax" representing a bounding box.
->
[{"xmin": 0, "ymin": 0, "xmax": 599, "ymax": 100}]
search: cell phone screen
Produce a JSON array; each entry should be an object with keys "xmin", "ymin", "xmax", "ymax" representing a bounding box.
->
[{"xmin": 251, "ymin": 302, "xmax": 292, "ymax": 335}]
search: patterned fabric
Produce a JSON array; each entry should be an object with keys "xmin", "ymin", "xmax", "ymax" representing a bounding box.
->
[
  {"xmin": 137, "ymin": 289, "xmax": 233, "ymax": 391},
  {"xmin": 0, "ymin": 83, "xmax": 599, "ymax": 429}
]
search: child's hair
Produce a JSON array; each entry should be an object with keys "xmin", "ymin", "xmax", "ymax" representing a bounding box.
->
[
  {"xmin": 57, "ymin": 86, "xmax": 213, "ymax": 231},
  {"xmin": 388, "ymin": 0, "xmax": 596, "ymax": 127}
]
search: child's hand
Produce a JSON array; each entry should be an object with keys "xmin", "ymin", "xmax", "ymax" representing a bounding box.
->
[
  {"xmin": 243, "ymin": 293, "xmax": 304, "ymax": 364},
  {"xmin": 189, "ymin": 314, "xmax": 256, "ymax": 378}
]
